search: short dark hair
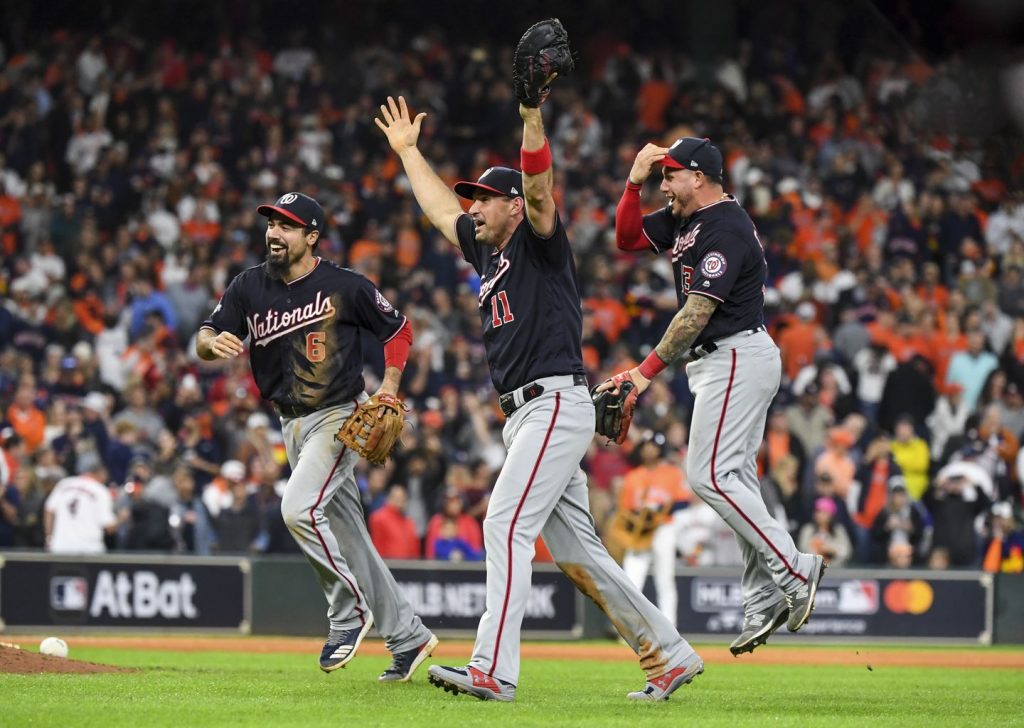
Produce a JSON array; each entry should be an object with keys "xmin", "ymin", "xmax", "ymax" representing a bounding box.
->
[{"xmin": 703, "ymin": 171, "xmax": 724, "ymax": 187}]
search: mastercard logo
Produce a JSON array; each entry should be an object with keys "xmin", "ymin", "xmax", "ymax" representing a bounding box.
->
[{"xmin": 883, "ymin": 580, "xmax": 934, "ymax": 614}]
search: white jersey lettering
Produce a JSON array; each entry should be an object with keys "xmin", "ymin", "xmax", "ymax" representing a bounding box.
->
[
  {"xmin": 477, "ymin": 252, "xmax": 512, "ymax": 308},
  {"xmin": 246, "ymin": 290, "xmax": 336, "ymax": 347}
]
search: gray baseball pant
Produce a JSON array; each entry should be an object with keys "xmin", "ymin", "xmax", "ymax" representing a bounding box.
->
[
  {"xmin": 686, "ymin": 330, "xmax": 818, "ymax": 615},
  {"xmin": 280, "ymin": 401, "xmax": 431, "ymax": 653},
  {"xmin": 468, "ymin": 376, "xmax": 699, "ymax": 686}
]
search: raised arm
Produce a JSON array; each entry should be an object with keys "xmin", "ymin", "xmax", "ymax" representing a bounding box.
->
[
  {"xmin": 375, "ymin": 96, "xmax": 464, "ymax": 246},
  {"xmin": 520, "ymin": 104, "xmax": 557, "ymax": 237},
  {"xmin": 616, "ymin": 144, "xmax": 670, "ymax": 251}
]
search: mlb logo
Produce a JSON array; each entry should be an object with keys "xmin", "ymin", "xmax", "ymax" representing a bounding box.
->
[{"xmin": 50, "ymin": 576, "xmax": 89, "ymax": 611}]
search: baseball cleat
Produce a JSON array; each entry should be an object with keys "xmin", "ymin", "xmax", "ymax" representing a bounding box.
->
[
  {"xmin": 786, "ymin": 555, "xmax": 828, "ymax": 632},
  {"xmin": 730, "ymin": 600, "xmax": 790, "ymax": 656},
  {"xmin": 319, "ymin": 615, "xmax": 375, "ymax": 672},
  {"xmin": 627, "ymin": 657, "xmax": 704, "ymax": 701},
  {"xmin": 427, "ymin": 664, "xmax": 516, "ymax": 702},
  {"xmin": 379, "ymin": 634, "xmax": 439, "ymax": 682}
]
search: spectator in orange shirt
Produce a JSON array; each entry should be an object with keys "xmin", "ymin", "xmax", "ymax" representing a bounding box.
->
[
  {"xmin": 584, "ymin": 277, "xmax": 630, "ymax": 345},
  {"xmin": 6, "ymin": 382, "xmax": 45, "ymax": 453},
  {"xmin": 616, "ymin": 433, "xmax": 690, "ymax": 628},
  {"xmin": 636, "ymin": 65, "xmax": 673, "ymax": 133},
  {"xmin": 889, "ymin": 312, "xmax": 935, "ymax": 365},
  {"xmin": 777, "ymin": 302, "xmax": 826, "ymax": 381},
  {"xmin": 369, "ymin": 485, "xmax": 421, "ymax": 559},
  {"xmin": 916, "ymin": 262, "xmax": 949, "ymax": 312},
  {"xmin": 814, "ymin": 427, "xmax": 857, "ymax": 500}
]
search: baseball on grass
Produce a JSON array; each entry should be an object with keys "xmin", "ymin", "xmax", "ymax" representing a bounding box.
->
[{"xmin": 39, "ymin": 637, "xmax": 69, "ymax": 658}]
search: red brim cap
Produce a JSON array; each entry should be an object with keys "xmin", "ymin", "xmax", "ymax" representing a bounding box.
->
[
  {"xmin": 257, "ymin": 205, "xmax": 308, "ymax": 226},
  {"xmin": 453, "ymin": 181, "xmax": 511, "ymax": 200},
  {"xmin": 658, "ymin": 155, "xmax": 687, "ymax": 169}
]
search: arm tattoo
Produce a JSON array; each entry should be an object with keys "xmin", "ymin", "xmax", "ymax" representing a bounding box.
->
[{"xmin": 654, "ymin": 295, "xmax": 719, "ymax": 364}]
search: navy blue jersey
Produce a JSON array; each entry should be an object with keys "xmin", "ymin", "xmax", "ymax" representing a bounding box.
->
[
  {"xmin": 640, "ymin": 196, "xmax": 766, "ymax": 346},
  {"xmin": 200, "ymin": 258, "xmax": 405, "ymax": 411},
  {"xmin": 455, "ymin": 213, "xmax": 585, "ymax": 393}
]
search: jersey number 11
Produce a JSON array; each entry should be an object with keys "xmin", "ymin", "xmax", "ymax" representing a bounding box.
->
[{"xmin": 490, "ymin": 291, "xmax": 515, "ymax": 328}]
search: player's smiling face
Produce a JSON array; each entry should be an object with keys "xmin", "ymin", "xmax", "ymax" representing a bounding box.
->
[
  {"xmin": 265, "ymin": 215, "xmax": 317, "ymax": 274},
  {"xmin": 660, "ymin": 168, "xmax": 698, "ymax": 218},
  {"xmin": 469, "ymin": 193, "xmax": 524, "ymax": 247}
]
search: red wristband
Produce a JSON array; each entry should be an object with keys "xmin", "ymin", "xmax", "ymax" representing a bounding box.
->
[
  {"xmin": 626, "ymin": 179, "xmax": 643, "ymax": 191},
  {"xmin": 383, "ymin": 319, "xmax": 413, "ymax": 371},
  {"xmin": 521, "ymin": 139, "xmax": 552, "ymax": 175},
  {"xmin": 637, "ymin": 350, "xmax": 668, "ymax": 380}
]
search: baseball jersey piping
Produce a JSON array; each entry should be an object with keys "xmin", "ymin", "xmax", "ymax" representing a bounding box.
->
[
  {"xmin": 381, "ymin": 315, "xmax": 409, "ymax": 344},
  {"xmin": 309, "ymin": 444, "xmax": 367, "ymax": 625},
  {"xmin": 687, "ymin": 290, "xmax": 725, "ymax": 304},
  {"xmin": 488, "ymin": 391, "xmax": 561, "ymax": 677},
  {"xmin": 283, "ymin": 257, "xmax": 322, "ymax": 285},
  {"xmin": 710, "ymin": 349, "xmax": 806, "ymax": 583}
]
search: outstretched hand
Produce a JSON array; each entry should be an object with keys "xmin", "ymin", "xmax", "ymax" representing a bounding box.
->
[{"xmin": 374, "ymin": 96, "xmax": 426, "ymax": 154}]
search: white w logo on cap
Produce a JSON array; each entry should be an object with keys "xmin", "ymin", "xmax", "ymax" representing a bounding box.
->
[{"xmin": 278, "ymin": 193, "xmax": 298, "ymax": 204}]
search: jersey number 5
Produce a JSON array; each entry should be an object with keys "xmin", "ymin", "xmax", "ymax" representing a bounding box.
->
[
  {"xmin": 491, "ymin": 291, "xmax": 515, "ymax": 328},
  {"xmin": 306, "ymin": 331, "xmax": 326, "ymax": 362}
]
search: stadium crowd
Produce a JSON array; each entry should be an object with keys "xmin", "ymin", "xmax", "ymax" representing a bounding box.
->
[{"xmin": 0, "ymin": 4, "xmax": 1022, "ymax": 574}]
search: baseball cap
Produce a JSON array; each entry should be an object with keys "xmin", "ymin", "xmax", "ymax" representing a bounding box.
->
[
  {"xmin": 454, "ymin": 167, "xmax": 524, "ymax": 200},
  {"xmin": 81, "ymin": 391, "xmax": 108, "ymax": 415},
  {"xmin": 257, "ymin": 192, "xmax": 325, "ymax": 231},
  {"xmin": 660, "ymin": 137, "xmax": 724, "ymax": 177},
  {"xmin": 221, "ymin": 460, "xmax": 246, "ymax": 481},
  {"xmin": 246, "ymin": 412, "xmax": 271, "ymax": 430},
  {"xmin": 992, "ymin": 502, "xmax": 1013, "ymax": 519}
]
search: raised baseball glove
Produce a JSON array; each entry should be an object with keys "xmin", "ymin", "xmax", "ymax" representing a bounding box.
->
[
  {"xmin": 335, "ymin": 393, "xmax": 406, "ymax": 465},
  {"xmin": 513, "ymin": 18, "xmax": 574, "ymax": 107},
  {"xmin": 591, "ymin": 372, "xmax": 640, "ymax": 444}
]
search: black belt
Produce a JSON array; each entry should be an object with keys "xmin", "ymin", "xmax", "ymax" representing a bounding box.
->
[
  {"xmin": 499, "ymin": 373, "xmax": 588, "ymax": 417},
  {"xmin": 275, "ymin": 402, "xmax": 318, "ymax": 418},
  {"xmin": 689, "ymin": 325, "xmax": 767, "ymax": 361}
]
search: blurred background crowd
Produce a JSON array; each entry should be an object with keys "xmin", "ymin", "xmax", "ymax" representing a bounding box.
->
[{"xmin": 1, "ymin": 0, "xmax": 1022, "ymax": 573}]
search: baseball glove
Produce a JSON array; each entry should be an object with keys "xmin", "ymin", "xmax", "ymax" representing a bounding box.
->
[
  {"xmin": 610, "ymin": 504, "xmax": 670, "ymax": 552},
  {"xmin": 591, "ymin": 372, "xmax": 640, "ymax": 444},
  {"xmin": 335, "ymin": 393, "xmax": 406, "ymax": 465},
  {"xmin": 513, "ymin": 18, "xmax": 574, "ymax": 107}
]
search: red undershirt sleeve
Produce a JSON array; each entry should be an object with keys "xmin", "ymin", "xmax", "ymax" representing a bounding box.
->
[
  {"xmin": 615, "ymin": 181, "xmax": 649, "ymax": 251},
  {"xmin": 383, "ymin": 319, "xmax": 413, "ymax": 371}
]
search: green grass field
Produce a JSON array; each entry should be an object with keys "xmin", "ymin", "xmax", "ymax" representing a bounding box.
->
[{"xmin": 1, "ymin": 644, "xmax": 1020, "ymax": 728}]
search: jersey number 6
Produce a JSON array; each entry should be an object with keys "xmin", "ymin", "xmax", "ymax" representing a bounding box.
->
[
  {"xmin": 306, "ymin": 331, "xmax": 326, "ymax": 362},
  {"xmin": 490, "ymin": 291, "xmax": 515, "ymax": 328}
]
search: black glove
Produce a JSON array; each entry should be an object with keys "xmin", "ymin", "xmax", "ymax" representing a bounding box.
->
[
  {"xmin": 592, "ymin": 376, "xmax": 639, "ymax": 445},
  {"xmin": 513, "ymin": 18, "xmax": 575, "ymax": 107}
]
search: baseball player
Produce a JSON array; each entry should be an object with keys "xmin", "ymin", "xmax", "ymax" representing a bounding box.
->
[
  {"xmin": 195, "ymin": 191, "xmax": 437, "ymax": 681},
  {"xmin": 604, "ymin": 138, "xmax": 827, "ymax": 656},
  {"xmin": 375, "ymin": 95, "xmax": 703, "ymax": 702}
]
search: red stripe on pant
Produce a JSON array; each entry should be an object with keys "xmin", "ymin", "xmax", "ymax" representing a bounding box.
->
[
  {"xmin": 488, "ymin": 392, "xmax": 561, "ymax": 677},
  {"xmin": 310, "ymin": 445, "xmax": 367, "ymax": 625},
  {"xmin": 711, "ymin": 349, "xmax": 806, "ymax": 583}
]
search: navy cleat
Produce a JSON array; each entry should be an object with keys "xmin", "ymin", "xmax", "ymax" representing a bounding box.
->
[
  {"xmin": 319, "ymin": 615, "xmax": 374, "ymax": 673},
  {"xmin": 378, "ymin": 634, "xmax": 439, "ymax": 682}
]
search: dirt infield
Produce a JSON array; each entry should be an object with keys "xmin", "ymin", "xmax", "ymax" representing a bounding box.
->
[
  {"xmin": 8, "ymin": 636, "xmax": 1021, "ymax": 671},
  {"xmin": 0, "ymin": 644, "xmax": 130, "ymax": 675}
]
